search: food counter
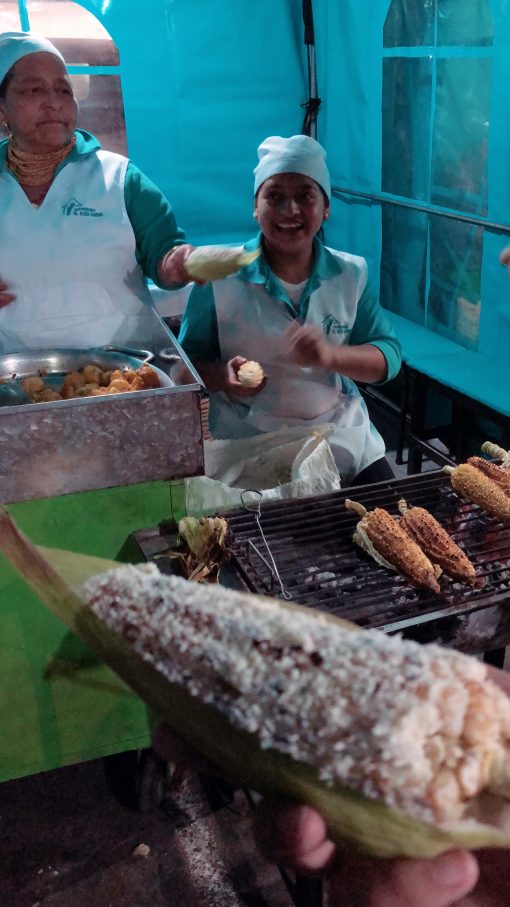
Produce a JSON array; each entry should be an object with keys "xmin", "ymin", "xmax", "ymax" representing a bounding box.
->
[{"xmin": 0, "ymin": 312, "xmax": 203, "ymax": 782}]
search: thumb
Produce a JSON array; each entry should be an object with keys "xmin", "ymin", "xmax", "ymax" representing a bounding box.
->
[{"xmin": 366, "ymin": 849, "xmax": 479, "ymax": 907}]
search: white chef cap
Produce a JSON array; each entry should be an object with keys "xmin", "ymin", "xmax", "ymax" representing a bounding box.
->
[
  {"xmin": 254, "ymin": 134, "xmax": 331, "ymax": 200},
  {"xmin": 0, "ymin": 31, "xmax": 65, "ymax": 87}
]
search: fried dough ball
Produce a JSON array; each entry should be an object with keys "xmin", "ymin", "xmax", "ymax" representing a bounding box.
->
[
  {"xmin": 100, "ymin": 370, "xmax": 113, "ymax": 386},
  {"xmin": 109, "ymin": 378, "xmax": 132, "ymax": 392},
  {"xmin": 82, "ymin": 364, "xmax": 103, "ymax": 385},
  {"xmin": 62, "ymin": 370, "xmax": 86, "ymax": 390},
  {"xmin": 75, "ymin": 383, "xmax": 101, "ymax": 397},
  {"xmin": 137, "ymin": 365, "xmax": 161, "ymax": 389},
  {"xmin": 36, "ymin": 389, "xmax": 63, "ymax": 402},
  {"xmin": 122, "ymin": 369, "xmax": 139, "ymax": 384},
  {"xmin": 21, "ymin": 375, "xmax": 46, "ymax": 394}
]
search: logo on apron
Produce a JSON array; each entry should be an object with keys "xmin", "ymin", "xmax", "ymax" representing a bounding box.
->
[
  {"xmin": 322, "ymin": 314, "xmax": 350, "ymax": 336},
  {"xmin": 62, "ymin": 197, "xmax": 104, "ymax": 217}
]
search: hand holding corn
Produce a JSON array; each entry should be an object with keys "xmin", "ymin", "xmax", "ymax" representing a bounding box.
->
[{"xmin": 3, "ymin": 506, "xmax": 510, "ymax": 862}]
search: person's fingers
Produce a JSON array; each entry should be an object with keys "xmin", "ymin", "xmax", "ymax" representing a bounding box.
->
[
  {"xmin": 254, "ymin": 800, "xmax": 336, "ymax": 871},
  {"xmin": 499, "ymin": 246, "xmax": 510, "ymax": 266},
  {"xmin": 0, "ymin": 290, "xmax": 15, "ymax": 308},
  {"xmin": 151, "ymin": 724, "xmax": 219, "ymax": 775},
  {"xmin": 486, "ymin": 664, "xmax": 510, "ymax": 696},
  {"xmin": 364, "ymin": 850, "xmax": 479, "ymax": 907}
]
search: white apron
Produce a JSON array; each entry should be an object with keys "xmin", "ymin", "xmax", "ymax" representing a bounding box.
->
[
  {"xmin": 210, "ymin": 252, "xmax": 385, "ymax": 483},
  {"xmin": 0, "ymin": 150, "xmax": 154, "ymax": 353}
]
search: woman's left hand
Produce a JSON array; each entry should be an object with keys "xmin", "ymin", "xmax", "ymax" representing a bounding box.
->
[
  {"xmin": 157, "ymin": 244, "xmax": 204, "ymax": 287},
  {"xmin": 0, "ymin": 277, "xmax": 15, "ymax": 309},
  {"xmin": 283, "ymin": 322, "xmax": 333, "ymax": 369},
  {"xmin": 500, "ymin": 246, "xmax": 510, "ymax": 277}
]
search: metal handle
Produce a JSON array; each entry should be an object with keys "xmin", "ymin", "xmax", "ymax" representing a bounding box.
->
[{"xmin": 98, "ymin": 345, "xmax": 154, "ymax": 363}]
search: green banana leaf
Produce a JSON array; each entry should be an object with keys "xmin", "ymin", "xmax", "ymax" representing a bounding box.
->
[{"xmin": 1, "ymin": 506, "xmax": 509, "ymax": 859}]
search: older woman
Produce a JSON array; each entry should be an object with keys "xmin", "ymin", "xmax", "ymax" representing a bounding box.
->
[
  {"xmin": 179, "ymin": 134, "xmax": 402, "ymax": 486},
  {"xmin": 0, "ymin": 31, "xmax": 193, "ymax": 352}
]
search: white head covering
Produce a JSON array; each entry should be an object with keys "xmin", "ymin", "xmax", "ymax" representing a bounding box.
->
[
  {"xmin": 0, "ymin": 31, "xmax": 65, "ymax": 87},
  {"xmin": 254, "ymin": 134, "xmax": 331, "ymax": 200}
]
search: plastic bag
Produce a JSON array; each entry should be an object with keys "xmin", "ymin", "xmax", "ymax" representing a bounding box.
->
[{"xmin": 185, "ymin": 424, "xmax": 341, "ymax": 515}]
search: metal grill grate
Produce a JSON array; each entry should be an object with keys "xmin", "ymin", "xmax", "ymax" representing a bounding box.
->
[{"xmin": 220, "ymin": 472, "xmax": 510, "ymax": 650}]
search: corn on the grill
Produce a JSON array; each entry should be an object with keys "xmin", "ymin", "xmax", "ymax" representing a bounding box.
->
[
  {"xmin": 445, "ymin": 463, "xmax": 510, "ymax": 523},
  {"xmin": 82, "ymin": 564, "xmax": 510, "ymax": 833},
  {"xmin": 398, "ymin": 498, "xmax": 476, "ymax": 585},
  {"xmin": 346, "ymin": 500, "xmax": 441, "ymax": 593},
  {"xmin": 467, "ymin": 456, "xmax": 510, "ymax": 496}
]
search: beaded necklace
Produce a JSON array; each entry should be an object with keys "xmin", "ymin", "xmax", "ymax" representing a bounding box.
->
[{"xmin": 6, "ymin": 136, "xmax": 76, "ymax": 187}]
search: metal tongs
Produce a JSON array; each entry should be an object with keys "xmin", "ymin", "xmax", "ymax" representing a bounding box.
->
[{"xmin": 240, "ymin": 489, "xmax": 292, "ymax": 600}]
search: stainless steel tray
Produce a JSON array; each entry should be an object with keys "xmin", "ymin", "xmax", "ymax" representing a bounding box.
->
[
  {"xmin": 0, "ymin": 334, "xmax": 205, "ymax": 503},
  {"xmin": 0, "ymin": 346, "xmax": 173, "ymax": 390}
]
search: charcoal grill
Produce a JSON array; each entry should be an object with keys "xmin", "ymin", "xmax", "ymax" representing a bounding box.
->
[{"xmin": 131, "ymin": 470, "xmax": 510, "ymax": 656}]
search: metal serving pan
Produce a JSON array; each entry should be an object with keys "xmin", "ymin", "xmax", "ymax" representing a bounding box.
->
[
  {"xmin": 0, "ymin": 345, "xmax": 173, "ymax": 404},
  {"xmin": 0, "ymin": 341, "xmax": 204, "ymax": 503}
]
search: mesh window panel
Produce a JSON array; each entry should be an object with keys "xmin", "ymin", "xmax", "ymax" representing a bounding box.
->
[
  {"xmin": 382, "ymin": 56, "xmax": 432, "ymax": 201},
  {"xmin": 437, "ymin": 0, "xmax": 493, "ymax": 46},
  {"xmin": 383, "ymin": 0, "xmax": 435, "ymax": 47},
  {"xmin": 380, "ymin": 205, "xmax": 428, "ymax": 326},
  {"xmin": 431, "ymin": 57, "xmax": 490, "ymax": 216},
  {"xmin": 428, "ymin": 215, "xmax": 483, "ymax": 348}
]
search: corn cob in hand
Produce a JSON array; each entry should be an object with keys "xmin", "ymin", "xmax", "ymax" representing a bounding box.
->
[
  {"xmin": 2, "ymin": 506, "xmax": 510, "ymax": 859},
  {"xmin": 398, "ymin": 498, "xmax": 476, "ymax": 584},
  {"xmin": 445, "ymin": 463, "xmax": 510, "ymax": 523},
  {"xmin": 345, "ymin": 500, "xmax": 441, "ymax": 593}
]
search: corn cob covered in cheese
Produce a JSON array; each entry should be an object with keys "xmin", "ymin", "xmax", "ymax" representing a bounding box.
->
[
  {"xmin": 345, "ymin": 500, "xmax": 441, "ymax": 593},
  {"xmin": 2, "ymin": 506, "xmax": 510, "ymax": 859},
  {"xmin": 82, "ymin": 564, "xmax": 510, "ymax": 830},
  {"xmin": 398, "ymin": 499, "xmax": 477, "ymax": 584},
  {"xmin": 445, "ymin": 463, "xmax": 510, "ymax": 523},
  {"xmin": 467, "ymin": 457, "xmax": 510, "ymax": 496}
]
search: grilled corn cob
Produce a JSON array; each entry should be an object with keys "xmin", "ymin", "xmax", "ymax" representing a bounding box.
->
[
  {"xmin": 444, "ymin": 463, "xmax": 510, "ymax": 523},
  {"xmin": 467, "ymin": 457, "xmax": 510, "ymax": 496},
  {"xmin": 345, "ymin": 500, "xmax": 441, "ymax": 593},
  {"xmin": 398, "ymin": 498, "xmax": 476, "ymax": 584}
]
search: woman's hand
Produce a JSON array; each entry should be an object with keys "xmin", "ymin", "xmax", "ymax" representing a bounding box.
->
[
  {"xmin": 0, "ymin": 278, "xmax": 15, "ymax": 309},
  {"xmin": 188, "ymin": 356, "xmax": 266, "ymax": 395},
  {"xmin": 499, "ymin": 246, "xmax": 510, "ymax": 277},
  {"xmin": 283, "ymin": 322, "xmax": 334, "ymax": 369},
  {"xmin": 157, "ymin": 244, "xmax": 205, "ymax": 287}
]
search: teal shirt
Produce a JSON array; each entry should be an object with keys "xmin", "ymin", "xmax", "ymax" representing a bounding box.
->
[
  {"xmin": 179, "ymin": 233, "xmax": 402, "ymax": 382},
  {"xmin": 0, "ymin": 129, "xmax": 185, "ymax": 285}
]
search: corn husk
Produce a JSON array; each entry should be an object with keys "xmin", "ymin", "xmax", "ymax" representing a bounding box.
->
[
  {"xmin": 481, "ymin": 441, "xmax": 510, "ymax": 467},
  {"xmin": 185, "ymin": 245, "xmax": 260, "ymax": 282},
  {"xmin": 157, "ymin": 516, "xmax": 228, "ymax": 582},
  {"xmin": 1, "ymin": 507, "xmax": 510, "ymax": 859}
]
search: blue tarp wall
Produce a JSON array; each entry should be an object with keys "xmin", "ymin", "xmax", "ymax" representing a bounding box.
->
[{"xmin": 7, "ymin": 0, "xmax": 510, "ymax": 369}]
